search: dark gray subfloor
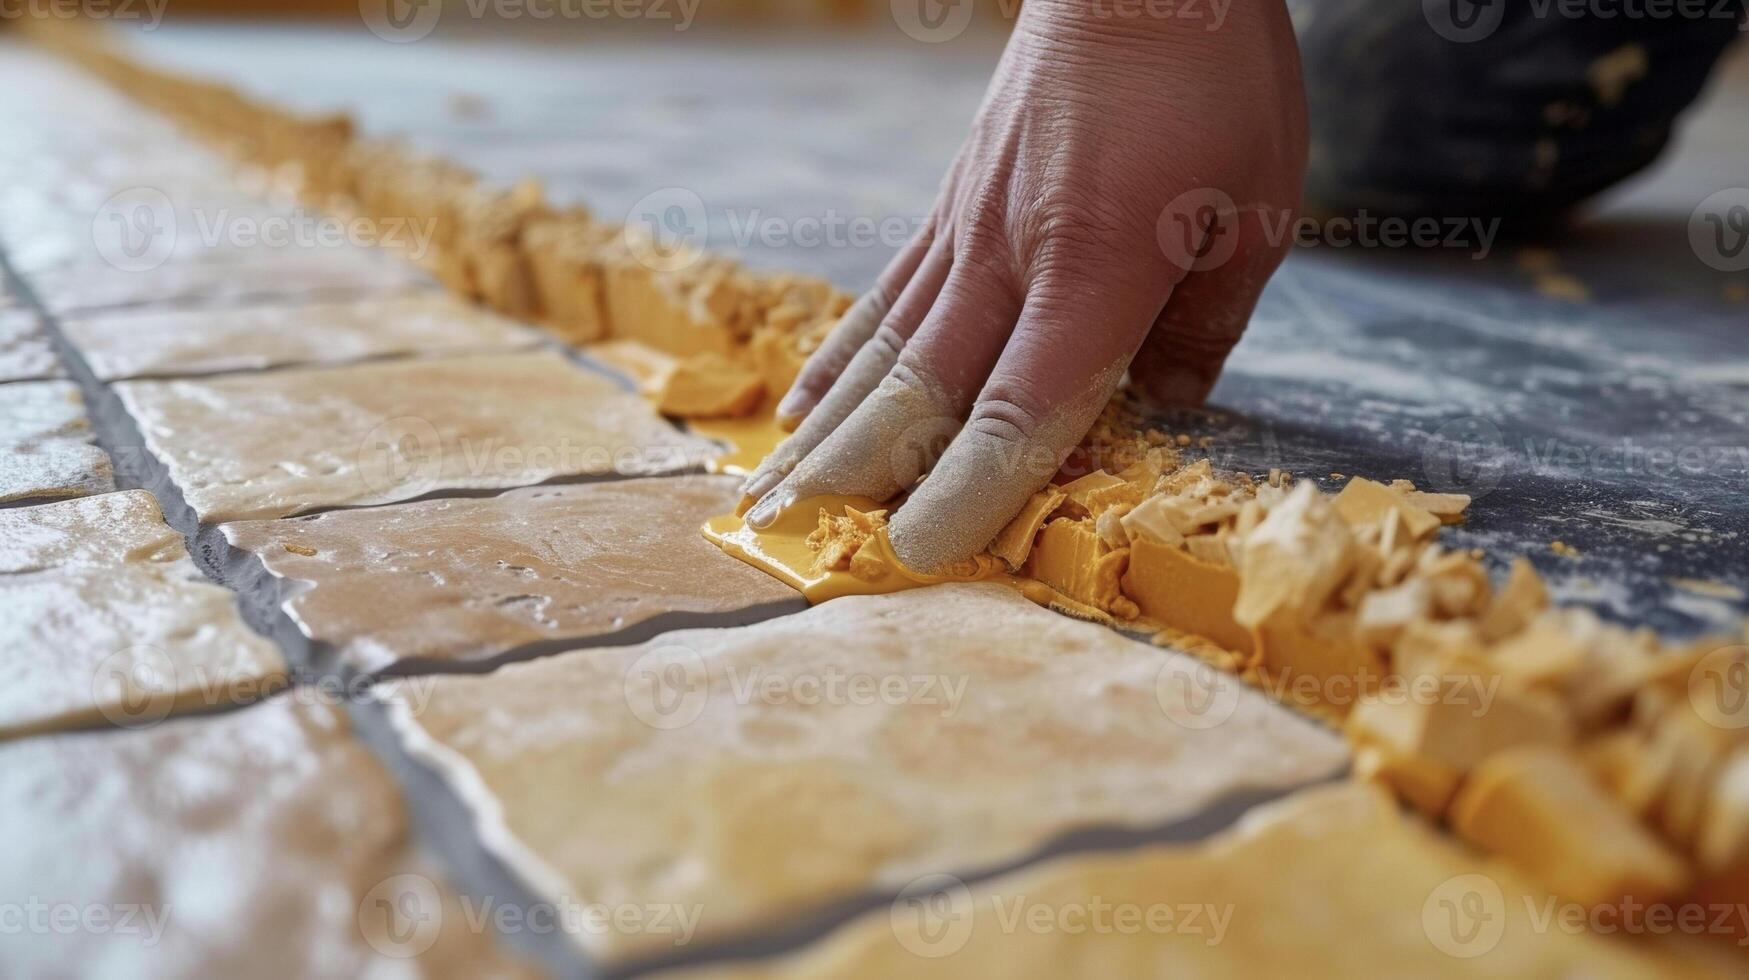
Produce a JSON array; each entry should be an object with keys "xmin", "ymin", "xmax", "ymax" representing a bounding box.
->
[{"xmin": 121, "ymin": 22, "xmax": 1749, "ymax": 636}]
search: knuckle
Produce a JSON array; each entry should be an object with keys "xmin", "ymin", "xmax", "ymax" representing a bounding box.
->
[
  {"xmin": 1032, "ymin": 193, "xmax": 1147, "ymax": 253},
  {"xmin": 966, "ymin": 391, "xmax": 1047, "ymax": 451},
  {"xmin": 954, "ymin": 184, "xmax": 1015, "ymax": 262},
  {"xmin": 868, "ymin": 322, "xmax": 908, "ymax": 361},
  {"xmin": 884, "ymin": 359, "xmax": 940, "ymax": 403}
]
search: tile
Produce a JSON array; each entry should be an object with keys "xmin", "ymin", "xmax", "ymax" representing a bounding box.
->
[
  {"xmin": 664, "ymin": 784, "xmax": 1724, "ymax": 980},
  {"xmin": 0, "ymin": 488, "xmax": 284, "ymax": 737},
  {"xmin": 0, "ymin": 490, "xmax": 185, "ymax": 573},
  {"xmin": 0, "ymin": 380, "xmax": 114, "ymax": 504},
  {"xmin": 118, "ymin": 350, "xmax": 716, "ymax": 522},
  {"xmin": 225, "ymin": 475, "xmax": 802, "ymax": 672},
  {"xmin": 0, "ymin": 563, "xmax": 286, "ymax": 739},
  {"xmin": 379, "ymin": 584, "xmax": 1346, "ymax": 962},
  {"xmin": 65, "ymin": 292, "xmax": 542, "ymax": 381},
  {"xmin": 26, "ymin": 247, "xmax": 431, "ymax": 316},
  {"xmin": 0, "ymin": 697, "xmax": 535, "ymax": 978},
  {"xmin": 0, "ymin": 309, "xmax": 64, "ymax": 383},
  {"xmin": 0, "ymin": 186, "xmax": 280, "ymax": 276}
]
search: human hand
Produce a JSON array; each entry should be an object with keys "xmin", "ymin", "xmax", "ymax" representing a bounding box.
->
[{"xmin": 742, "ymin": 0, "xmax": 1306, "ymax": 572}]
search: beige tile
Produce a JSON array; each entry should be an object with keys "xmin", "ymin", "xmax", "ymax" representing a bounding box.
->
[
  {"xmin": 27, "ymin": 248, "xmax": 430, "ymax": 316},
  {"xmin": 0, "ymin": 562, "xmax": 287, "ymax": 739},
  {"xmin": 118, "ymin": 350, "xmax": 716, "ymax": 522},
  {"xmin": 0, "ymin": 380, "xmax": 113, "ymax": 503},
  {"xmin": 664, "ymin": 784, "xmax": 1721, "ymax": 980},
  {"xmin": 0, "ymin": 490, "xmax": 185, "ymax": 573},
  {"xmin": 65, "ymin": 293, "xmax": 542, "ymax": 381},
  {"xmin": 225, "ymin": 475, "xmax": 801, "ymax": 672},
  {"xmin": 0, "ymin": 697, "xmax": 536, "ymax": 978},
  {"xmin": 379, "ymin": 584, "xmax": 1346, "ymax": 962},
  {"xmin": 0, "ymin": 488, "xmax": 284, "ymax": 737},
  {"xmin": 1, "ymin": 189, "xmax": 281, "ymax": 275},
  {"xmin": 0, "ymin": 310, "xmax": 63, "ymax": 383}
]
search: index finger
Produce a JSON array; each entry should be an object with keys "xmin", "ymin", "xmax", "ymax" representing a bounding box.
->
[{"xmin": 887, "ymin": 268, "xmax": 1171, "ymax": 572}]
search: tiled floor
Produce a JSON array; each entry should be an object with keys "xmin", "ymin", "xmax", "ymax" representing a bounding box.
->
[{"xmin": 0, "ymin": 26, "xmax": 1741, "ymax": 980}]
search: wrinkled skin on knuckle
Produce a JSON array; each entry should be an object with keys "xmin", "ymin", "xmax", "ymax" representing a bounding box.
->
[{"xmin": 965, "ymin": 394, "xmax": 1046, "ymax": 459}]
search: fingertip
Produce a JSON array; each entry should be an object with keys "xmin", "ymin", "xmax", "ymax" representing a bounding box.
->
[
  {"xmin": 773, "ymin": 389, "xmax": 810, "ymax": 429},
  {"xmin": 740, "ymin": 470, "xmax": 784, "ymax": 511},
  {"xmin": 745, "ymin": 491, "xmax": 785, "ymax": 529},
  {"xmin": 887, "ymin": 498, "xmax": 974, "ymax": 576},
  {"xmin": 1132, "ymin": 361, "xmax": 1219, "ymax": 409}
]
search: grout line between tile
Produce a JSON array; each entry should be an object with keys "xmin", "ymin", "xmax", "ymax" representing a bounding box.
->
[{"xmin": 600, "ymin": 772, "xmax": 1349, "ymax": 979}]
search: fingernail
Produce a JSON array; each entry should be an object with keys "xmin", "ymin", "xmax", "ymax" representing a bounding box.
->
[
  {"xmin": 774, "ymin": 390, "xmax": 808, "ymax": 423},
  {"xmin": 746, "ymin": 496, "xmax": 780, "ymax": 529},
  {"xmin": 741, "ymin": 471, "xmax": 783, "ymax": 506},
  {"xmin": 774, "ymin": 411, "xmax": 803, "ymax": 433}
]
